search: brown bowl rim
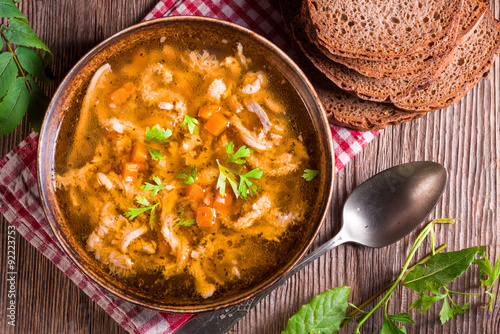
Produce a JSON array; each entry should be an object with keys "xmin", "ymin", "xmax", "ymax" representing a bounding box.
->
[{"xmin": 37, "ymin": 15, "xmax": 335, "ymax": 313}]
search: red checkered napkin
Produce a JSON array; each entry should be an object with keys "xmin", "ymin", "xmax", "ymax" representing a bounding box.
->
[{"xmin": 0, "ymin": 1, "xmax": 378, "ymax": 333}]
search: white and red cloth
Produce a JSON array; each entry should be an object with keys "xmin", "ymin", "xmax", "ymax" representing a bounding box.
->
[{"xmin": 0, "ymin": 1, "xmax": 378, "ymax": 333}]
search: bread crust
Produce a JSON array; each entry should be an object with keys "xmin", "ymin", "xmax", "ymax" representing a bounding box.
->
[{"xmin": 306, "ymin": 0, "xmax": 463, "ymax": 61}]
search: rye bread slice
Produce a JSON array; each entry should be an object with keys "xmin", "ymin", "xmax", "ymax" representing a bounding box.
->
[
  {"xmin": 306, "ymin": 0, "xmax": 463, "ymax": 61},
  {"xmin": 394, "ymin": 10, "xmax": 500, "ymax": 111},
  {"xmin": 295, "ymin": 54, "xmax": 426, "ymax": 130},
  {"xmin": 304, "ymin": 0, "xmax": 486, "ymax": 79},
  {"xmin": 292, "ymin": 12, "xmax": 452, "ymax": 103},
  {"xmin": 278, "ymin": 0, "xmax": 427, "ymax": 130}
]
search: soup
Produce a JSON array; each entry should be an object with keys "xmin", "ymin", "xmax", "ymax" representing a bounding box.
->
[{"xmin": 54, "ymin": 37, "xmax": 319, "ymax": 302}]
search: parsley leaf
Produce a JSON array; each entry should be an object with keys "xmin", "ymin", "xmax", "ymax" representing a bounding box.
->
[
  {"xmin": 124, "ymin": 196, "xmax": 158, "ymax": 230},
  {"xmin": 145, "ymin": 125, "xmax": 172, "ymax": 160},
  {"xmin": 473, "ymin": 252, "xmax": 500, "ymax": 311},
  {"xmin": 181, "ymin": 114, "xmax": 199, "ymax": 134},
  {"xmin": 176, "ymin": 166, "xmax": 197, "ymax": 185},
  {"xmin": 140, "ymin": 176, "xmax": 166, "ymax": 196},
  {"xmin": 174, "ymin": 218, "xmax": 197, "ymax": 228},
  {"xmin": 238, "ymin": 168, "xmax": 264, "ymax": 199},
  {"xmin": 303, "ymin": 169, "xmax": 320, "ymax": 181},
  {"xmin": 409, "ymin": 290, "xmax": 446, "ymax": 313},
  {"xmin": 174, "ymin": 207, "xmax": 196, "ymax": 228},
  {"xmin": 217, "ymin": 161, "xmax": 239, "ymax": 197},
  {"xmin": 226, "ymin": 142, "xmax": 252, "ymax": 164},
  {"xmin": 145, "ymin": 125, "xmax": 172, "ymax": 143}
]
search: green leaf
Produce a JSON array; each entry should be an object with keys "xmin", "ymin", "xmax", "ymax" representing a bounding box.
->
[
  {"xmin": 282, "ymin": 287, "xmax": 350, "ymax": 334},
  {"xmin": 473, "ymin": 253, "xmax": 500, "ymax": 288},
  {"xmin": 2, "ymin": 18, "xmax": 51, "ymax": 55},
  {"xmin": 381, "ymin": 314, "xmax": 406, "ymax": 334},
  {"xmin": 387, "ymin": 313, "xmax": 415, "ymax": 324},
  {"xmin": 124, "ymin": 196, "xmax": 158, "ymax": 221},
  {"xmin": 238, "ymin": 168, "xmax": 263, "ymax": 199},
  {"xmin": 26, "ymin": 75, "xmax": 49, "ymax": 132},
  {"xmin": 140, "ymin": 176, "xmax": 166, "ymax": 196},
  {"xmin": 180, "ymin": 114, "xmax": 199, "ymax": 134},
  {"xmin": 146, "ymin": 144, "xmax": 164, "ymax": 160},
  {"xmin": 303, "ymin": 169, "xmax": 320, "ymax": 181},
  {"xmin": 449, "ymin": 298, "xmax": 469, "ymax": 317},
  {"xmin": 176, "ymin": 166, "xmax": 197, "ymax": 185},
  {"xmin": 403, "ymin": 246, "xmax": 481, "ymax": 292},
  {"xmin": 0, "ymin": 76, "xmax": 28, "ymax": 135},
  {"xmin": 15, "ymin": 46, "xmax": 52, "ymax": 83},
  {"xmin": 145, "ymin": 125, "xmax": 172, "ymax": 143},
  {"xmin": 0, "ymin": 0, "xmax": 26, "ymax": 20},
  {"xmin": 409, "ymin": 292, "xmax": 446, "ymax": 313},
  {"xmin": 438, "ymin": 298, "xmax": 453, "ymax": 324},
  {"xmin": 174, "ymin": 218, "xmax": 196, "ymax": 228},
  {"xmin": 217, "ymin": 162, "xmax": 239, "ymax": 198},
  {"xmin": 226, "ymin": 142, "xmax": 252, "ymax": 164},
  {"xmin": 0, "ymin": 52, "xmax": 17, "ymax": 99}
]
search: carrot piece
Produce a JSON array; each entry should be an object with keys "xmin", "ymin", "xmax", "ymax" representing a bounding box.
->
[
  {"xmin": 108, "ymin": 82, "xmax": 134, "ymax": 106},
  {"xmin": 213, "ymin": 192, "xmax": 233, "ymax": 213},
  {"xmin": 186, "ymin": 183, "xmax": 204, "ymax": 203},
  {"xmin": 198, "ymin": 105, "xmax": 221, "ymax": 120},
  {"xmin": 196, "ymin": 206, "xmax": 216, "ymax": 227},
  {"xmin": 204, "ymin": 112, "xmax": 229, "ymax": 136},
  {"xmin": 131, "ymin": 143, "xmax": 148, "ymax": 163},
  {"xmin": 121, "ymin": 162, "xmax": 141, "ymax": 182}
]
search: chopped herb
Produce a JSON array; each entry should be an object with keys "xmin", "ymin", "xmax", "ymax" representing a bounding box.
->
[
  {"xmin": 124, "ymin": 196, "xmax": 159, "ymax": 230},
  {"xmin": 303, "ymin": 169, "xmax": 320, "ymax": 181},
  {"xmin": 174, "ymin": 218, "xmax": 197, "ymax": 228},
  {"xmin": 140, "ymin": 176, "xmax": 166, "ymax": 196},
  {"xmin": 217, "ymin": 161, "xmax": 239, "ymax": 197},
  {"xmin": 226, "ymin": 142, "xmax": 252, "ymax": 164},
  {"xmin": 181, "ymin": 114, "xmax": 199, "ymax": 134},
  {"xmin": 238, "ymin": 168, "xmax": 264, "ymax": 199},
  {"xmin": 145, "ymin": 125, "xmax": 172, "ymax": 160},
  {"xmin": 176, "ymin": 166, "xmax": 197, "ymax": 185},
  {"xmin": 174, "ymin": 207, "xmax": 197, "ymax": 228},
  {"xmin": 145, "ymin": 125, "xmax": 172, "ymax": 143}
]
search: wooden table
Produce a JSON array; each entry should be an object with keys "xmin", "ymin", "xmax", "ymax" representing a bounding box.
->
[{"xmin": 1, "ymin": 1, "xmax": 499, "ymax": 333}]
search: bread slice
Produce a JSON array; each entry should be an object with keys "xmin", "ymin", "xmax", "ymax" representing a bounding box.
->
[
  {"xmin": 304, "ymin": 0, "xmax": 486, "ymax": 79},
  {"xmin": 296, "ymin": 55, "xmax": 426, "ymax": 130},
  {"xmin": 292, "ymin": 12, "xmax": 452, "ymax": 102},
  {"xmin": 394, "ymin": 10, "xmax": 500, "ymax": 111},
  {"xmin": 306, "ymin": 0, "xmax": 463, "ymax": 61},
  {"xmin": 279, "ymin": 0, "xmax": 428, "ymax": 130}
]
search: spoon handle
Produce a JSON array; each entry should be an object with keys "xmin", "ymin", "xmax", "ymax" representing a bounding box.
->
[{"xmin": 173, "ymin": 232, "xmax": 348, "ymax": 334}]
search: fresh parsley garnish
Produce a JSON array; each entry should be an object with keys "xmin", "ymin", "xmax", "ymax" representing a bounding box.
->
[
  {"xmin": 226, "ymin": 142, "xmax": 252, "ymax": 164},
  {"xmin": 124, "ymin": 196, "xmax": 159, "ymax": 230},
  {"xmin": 181, "ymin": 114, "xmax": 199, "ymax": 134},
  {"xmin": 0, "ymin": 1, "xmax": 54, "ymax": 135},
  {"xmin": 217, "ymin": 161, "xmax": 239, "ymax": 197},
  {"xmin": 303, "ymin": 169, "xmax": 320, "ymax": 181},
  {"xmin": 174, "ymin": 207, "xmax": 197, "ymax": 228},
  {"xmin": 238, "ymin": 168, "xmax": 263, "ymax": 199},
  {"xmin": 140, "ymin": 176, "xmax": 165, "ymax": 196},
  {"xmin": 145, "ymin": 125, "xmax": 172, "ymax": 160},
  {"xmin": 176, "ymin": 166, "xmax": 197, "ymax": 185}
]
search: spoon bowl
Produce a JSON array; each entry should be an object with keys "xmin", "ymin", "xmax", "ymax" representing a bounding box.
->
[
  {"xmin": 340, "ymin": 161, "xmax": 447, "ymax": 248},
  {"xmin": 173, "ymin": 161, "xmax": 448, "ymax": 333}
]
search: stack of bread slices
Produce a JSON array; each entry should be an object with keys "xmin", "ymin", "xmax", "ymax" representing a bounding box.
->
[{"xmin": 280, "ymin": 0, "xmax": 500, "ymax": 131}]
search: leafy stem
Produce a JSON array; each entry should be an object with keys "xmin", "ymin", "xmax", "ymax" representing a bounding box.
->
[
  {"xmin": 0, "ymin": 29, "xmax": 29, "ymax": 91},
  {"xmin": 353, "ymin": 220, "xmax": 440, "ymax": 332},
  {"xmin": 344, "ymin": 243, "xmax": 448, "ymax": 321},
  {"xmin": 443, "ymin": 287, "xmax": 480, "ymax": 296}
]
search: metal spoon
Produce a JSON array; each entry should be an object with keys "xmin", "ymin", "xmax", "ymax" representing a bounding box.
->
[{"xmin": 174, "ymin": 161, "xmax": 447, "ymax": 334}]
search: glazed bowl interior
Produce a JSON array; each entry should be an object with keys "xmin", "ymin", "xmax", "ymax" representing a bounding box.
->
[{"xmin": 38, "ymin": 16, "xmax": 334, "ymax": 312}]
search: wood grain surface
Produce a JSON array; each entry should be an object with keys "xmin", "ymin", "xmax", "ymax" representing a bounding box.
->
[{"xmin": 1, "ymin": 1, "xmax": 499, "ymax": 333}]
